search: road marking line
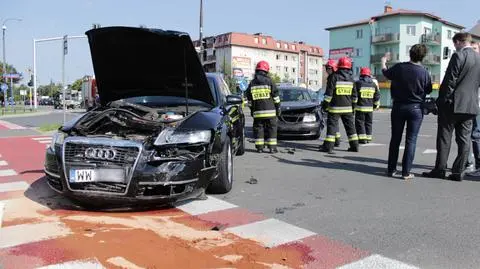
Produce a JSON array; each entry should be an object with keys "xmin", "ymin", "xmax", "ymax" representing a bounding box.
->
[
  {"xmin": 337, "ymin": 254, "xmax": 420, "ymax": 269},
  {"xmin": 174, "ymin": 196, "xmax": 238, "ymax": 216},
  {"xmin": 225, "ymin": 218, "xmax": 316, "ymax": 248},
  {"xmin": 0, "ymin": 120, "xmax": 26, "ymax": 130},
  {"xmin": 36, "ymin": 258, "xmax": 106, "ymax": 269},
  {"xmin": 423, "ymin": 149, "xmax": 437, "ymax": 154},
  {"xmin": 0, "ymin": 160, "xmax": 7, "ymax": 166},
  {"xmin": 0, "ymin": 169, "xmax": 17, "ymax": 177},
  {"xmin": 0, "ymin": 221, "xmax": 72, "ymax": 249},
  {"xmin": 32, "ymin": 137, "xmax": 52, "ymax": 141},
  {"xmin": 39, "ymin": 140, "xmax": 52, "ymax": 144},
  {"xmin": 107, "ymin": 257, "xmax": 144, "ymax": 269},
  {"xmin": 360, "ymin": 143, "xmax": 385, "ymax": 147},
  {"xmin": 0, "ymin": 201, "xmax": 5, "ymax": 228},
  {"xmin": 0, "ymin": 181, "xmax": 29, "ymax": 193}
]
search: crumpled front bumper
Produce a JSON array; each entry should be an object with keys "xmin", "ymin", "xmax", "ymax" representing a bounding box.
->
[
  {"xmin": 44, "ymin": 139, "xmax": 217, "ymax": 206},
  {"xmin": 277, "ymin": 121, "xmax": 321, "ymax": 137}
]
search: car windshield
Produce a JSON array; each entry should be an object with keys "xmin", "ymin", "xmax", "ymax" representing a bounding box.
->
[
  {"xmin": 120, "ymin": 96, "xmax": 212, "ymax": 108},
  {"xmin": 279, "ymin": 88, "xmax": 313, "ymax": 102}
]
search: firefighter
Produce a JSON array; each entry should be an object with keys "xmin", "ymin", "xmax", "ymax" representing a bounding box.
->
[
  {"xmin": 355, "ymin": 67, "xmax": 380, "ymax": 144},
  {"xmin": 323, "ymin": 59, "xmax": 341, "ymax": 147},
  {"xmin": 320, "ymin": 57, "xmax": 359, "ymax": 153},
  {"xmin": 246, "ymin": 61, "xmax": 281, "ymax": 153}
]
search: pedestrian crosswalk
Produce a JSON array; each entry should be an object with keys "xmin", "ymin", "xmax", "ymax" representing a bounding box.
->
[{"xmin": 31, "ymin": 136, "xmax": 53, "ymax": 148}]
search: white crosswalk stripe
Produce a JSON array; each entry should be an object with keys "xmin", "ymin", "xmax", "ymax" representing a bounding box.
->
[
  {"xmin": 0, "ymin": 181, "xmax": 29, "ymax": 192},
  {"xmin": 0, "ymin": 169, "xmax": 17, "ymax": 177},
  {"xmin": 0, "ymin": 160, "xmax": 8, "ymax": 166},
  {"xmin": 36, "ymin": 258, "xmax": 106, "ymax": 269},
  {"xmin": 32, "ymin": 137, "xmax": 52, "ymax": 141}
]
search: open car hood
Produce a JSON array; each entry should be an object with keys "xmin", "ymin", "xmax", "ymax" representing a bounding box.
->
[{"xmin": 85, "ymin": 27, "xmax": 214, "ymax": 106}]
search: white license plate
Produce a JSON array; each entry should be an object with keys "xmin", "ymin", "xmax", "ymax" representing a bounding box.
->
[{"xmin": 69, "ymin": 169, "xmax": 95, "ymax": 183}]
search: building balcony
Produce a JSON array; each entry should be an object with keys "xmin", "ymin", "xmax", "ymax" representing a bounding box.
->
[
  {"xmin": 372, "ymin": 33, "xmax": 400, "ymax": 44},
  {"xmin": 421, "ymin": 33, "xmax": 441, "ymax": 46},
  {"xmin": 422, "ymin": 54, "xmax": 441, "ymax": 65},
  {"xmin": 371, "ymin": 53, "xmax": 400, "ymax": 63}
]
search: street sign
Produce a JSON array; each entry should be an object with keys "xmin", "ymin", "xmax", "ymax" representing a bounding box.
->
[
  {"xmin": 63, "ymin": 35, "xmax": 68, "ymax": 55},
  {"xmin": 2, "ymin": 73, "xmax": 21, "ymax": 79},
  {"xmin": 20, "ymin": 90, "xmax": 27, "ymax": 96},
  {"xmin": 0, "ymin": 83, "xmax": 7, "ymax": 92}
]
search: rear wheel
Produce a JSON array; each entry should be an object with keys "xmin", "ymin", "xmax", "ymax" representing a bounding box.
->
[{"xmin": 208, "ymin": 137, "xmax": 233, "ymax": 194}]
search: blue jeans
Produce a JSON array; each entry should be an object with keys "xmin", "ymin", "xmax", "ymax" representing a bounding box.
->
[{"xmin": 388, "ymin": 103, "xmax": 424, "ymax": 176}]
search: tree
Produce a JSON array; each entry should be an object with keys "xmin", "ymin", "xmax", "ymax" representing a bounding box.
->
[
  {"xmin": 37, "ymin": 82, "xmax": 62, "ymax": 97},
  {"xmin": 71, "ymin": 78, "xmax": 83, "ymax": 92},
  {"xmin": 282, "ymin": 73, "xmax": 291, "ymax": 83},
  {"xmin": 268, "ymin": 72, "xmax": 281, "ymax": 84},
  {"xmin": 0, "ymin": 62, "xmax": 21, "ymax": 84}
]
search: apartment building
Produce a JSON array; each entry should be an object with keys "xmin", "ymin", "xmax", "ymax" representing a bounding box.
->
[
  {"xmin": 325, "ymin": 4, "xmax": 467, "ymax": 106},
  {"xmin": 194, "ymin": 32, "xmax": 324, "ymax": 89}
]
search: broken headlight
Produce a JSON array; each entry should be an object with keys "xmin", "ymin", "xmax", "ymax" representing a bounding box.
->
[
  {"xmin": 154, "ymin": 129, "xmax": 212, "ymax": 146},
  {"xmin": 49, "ymin": 132, "xmax": 66, "ymax": 153},
  {"xmin": 303, "ymin": 113, "xmax": 317, "ymax": 123}
]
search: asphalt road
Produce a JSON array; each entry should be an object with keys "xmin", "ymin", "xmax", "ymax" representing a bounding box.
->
[
  {"xmin": 216, "ymin": 111, "xmax": 480, "ymax": 269},
  {"xmin": 1, "ymin": 109, "xmax": 479, "ymax": 268},
  {"xmin": 1, "ymin": 109, "xmax": 83, "ymax": 128}
]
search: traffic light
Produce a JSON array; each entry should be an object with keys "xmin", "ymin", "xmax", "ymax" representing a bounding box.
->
[{"xmin": 27, "ymin": 75, "xmax": 33, "ymax": 87}]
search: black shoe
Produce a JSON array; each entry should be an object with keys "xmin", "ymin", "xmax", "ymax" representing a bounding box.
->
[
  {"xmin": 269, "ymin": 148, "xmax": 278, "ymax": 154},
  {"xmin": 347, "ymin": 147, "xmax": 359, "ymax": 152},
  {"xmin": 387, "ymin": 170, "xmax": 399, "ymax": 177},
  {"xmin": 422, "ymin": 170, "xmax": 446, "ymax": 179},
  {"xmin": 359, "ymin": 140, "xmax": 367, "ymax": 144},
  {"xmin": 447, "ymin": 174, "xmax": 463, "ymax": 182},
  {"xmin": 334, "ymin": 141, "xmax": 340, "ymax": 147},
  {"xmin": 320, "ymin": 145, "xmax": 334, "ymax": 153}
]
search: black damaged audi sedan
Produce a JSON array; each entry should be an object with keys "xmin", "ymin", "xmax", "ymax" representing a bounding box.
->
[{"xmin": 44, "ymin": 27, "xmax": 245, "ymax": 207}]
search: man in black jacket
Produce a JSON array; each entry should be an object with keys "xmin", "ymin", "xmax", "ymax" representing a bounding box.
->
[
  {"xmin": 354, "ymin": 67, "xmax": 380, "ymax": 144},
  {"xmin": 245, "ymin": 61, "xmax": 281, "ymax": 153},
  {"xmin": 423, "ymin": 33, "xmax": 480, "ymax": 181}
]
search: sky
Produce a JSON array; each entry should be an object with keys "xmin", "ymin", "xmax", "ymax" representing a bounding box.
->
[{"xmin": 2, "ymin": 0, "xmax": 479, "ymax": 86}]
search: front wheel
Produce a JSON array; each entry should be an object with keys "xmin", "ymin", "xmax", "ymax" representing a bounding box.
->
[
  {"xmin": 207, "ymin": 137, "xmax": 233, "ymax": 194},
  {"xmin": 236, "ymin": 128, "xmax": 245, "ymax": 156}
]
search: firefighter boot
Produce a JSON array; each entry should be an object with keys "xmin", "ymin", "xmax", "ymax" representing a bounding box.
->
[
  {"xmin": 269, "ymin": 146, "xmax": 278, "ymax": 154},
  {"xmin": 347, "ymin": 141, "xmax": 359, "ymax": 152},
  {"xmin": 334, "ymin": 139, "xmax": 341, "ymax": 147},
  {"xmin": 320, "ymin": 142, "xmax": 334, "ymax": 154}
]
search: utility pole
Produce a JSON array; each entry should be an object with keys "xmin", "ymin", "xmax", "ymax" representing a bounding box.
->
[
  {"xmin": 62, "ymin": 35, "xmax": 68, "ymax": 124},
  {"xmin": 199, "ymin": 0, "xmax": 204, "ymax": 66}
]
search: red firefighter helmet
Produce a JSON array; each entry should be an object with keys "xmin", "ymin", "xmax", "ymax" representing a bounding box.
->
[
  {"xmin": 337, "ymin": 57, "xmax": 353, "ymax": 69},
  {"xmin": 360, "ymin": 67, "xmax": 371, "ymax": 76},
  {"xmin": 325, "ymin": 59, "xmax": 338, "ymax": 72},
  {"xmin": 255, "ymin": 61, "xmax": 270, "ymax": 72}
]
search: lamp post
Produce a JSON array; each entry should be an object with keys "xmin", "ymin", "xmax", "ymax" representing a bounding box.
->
[{"xmin": 2, "ymin": 18, "xmax": 22, "ymax": 107}]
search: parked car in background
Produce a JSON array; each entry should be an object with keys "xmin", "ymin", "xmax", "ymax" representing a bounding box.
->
[
  {"xmin": 44, "ymin": 26, "xmax": 245, "ymax": 208},
  {"xmin": 277, "ymin": 86, "xmax": 324, "ymax": 139}
]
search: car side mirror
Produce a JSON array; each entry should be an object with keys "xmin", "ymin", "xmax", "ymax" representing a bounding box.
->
[{"xmin": 226, "ymin": 95, "xmax": 243, "ymax": 105}]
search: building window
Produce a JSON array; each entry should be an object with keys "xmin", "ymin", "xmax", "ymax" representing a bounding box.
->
[
  {"xmin": 406, "ymin": 45, "xmax": 412, "ymax": 56},
  {"xmin": 356, "ymin": 29, "xmax": 363, "ymax": 39},
  {"xmin": 284, "ymin": 43, "xmax": 288, "ymax": 49},
  {"xmin": 292, "ymin": 67, "xmax": 296, "ymax": 73},
  {"xmin": 276, "ymin": 66, "xmax": 281, "ymax": 72},
  {"xmin": 315, "ymin": 70, "xmax": 318, "ymax": 75},
  {"xmin": 447, "ymin": 30, "xmax": 452, "ymax": 39},
  {"xmin": 292, "ymin": 56, "xmax": 296, "ymax": 61},
  {"xmin": 424, "ymin": 27, "xmax": 432, "ymax": 35},
  {"xmin": 315, "ymin": 59, "xmax": 319, "ymax": 64},
  {"xmin": 285, "ymin": 67, "xmax": 288, "ymax": 72},
  {"xmin": 292, "ymin": 44, "xmax": 296, "ymax": 50},
  {"xmin": 276, "ymin": 54, "xmax": 280, "ymax": 60},
  {"xmin": 254, "ymin": 37, "xmax": 259, "ymax": 44},
  {"xmin": 284, "ymin": 55, "xmax": 288, "ymax": 61},
  {"xmin": 355, "ymin": 48, "xmax": 363, "ymax": 57},
  {"xmin": 262, "ymin": 38, "xmax": 267, "ymax": 45},
  {"xmin": 407, "ymin": 26, "xmax": 416, "ymax": 36}
]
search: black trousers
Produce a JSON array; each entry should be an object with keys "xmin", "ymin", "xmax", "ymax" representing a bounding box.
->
[
  {"xmin": 355, "ymin": 111, "xmax": 373, "ymax": 142},
  {"xmin": 324, "ymin": 113, "xmax": 358, "ymax": 149},
  {"xmin": 253, "ymin": 117, "xmax": 277, "ymax": 149},
  {"xmin": 434, "ymin": 105, "xmax": 475, "ymax": 177}
]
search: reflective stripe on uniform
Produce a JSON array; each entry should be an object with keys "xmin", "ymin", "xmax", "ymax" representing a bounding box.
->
[
  {"xmin": 266, "ymin": 138, "xmax": 277, "ymax": 145},
  {"xmin": 251, "ymin": 85, "xmax": 272, "ymax": 100},
  {"xmin": 231, "ymin": 115, "xmax": 240, "ymax": 123},
  {"xmin": 374, "ymin": 101, "xmax": 380, "ymax": 106},
  {"xmin": 324, "ymin": 95, "xmax": 332, "ymax": 102},
  {"xmin": 253, "ymin": 110, "xmax": 277, "ymax": 118},
  {"xmin": 335, "ymin": 132, "xmax": 341, "ymax": 138},
  {"xmin": 255, "ymin": 139, "xmax": 265, "ymax": 145},
  {"xmin": 358, "ymin": 134, "xmax": 368, "ymax": 140},
  {"xmin": 325, "ymin": 135, "xmax": 336, "ymax": 142},
  {"xmin": 366, "ymin": 135, "xmax": 373, "ymax": 141},
  {"xmin": 348, "ymin": 134, "xmax": 359, "ymax": 141},
  {"xmin": 328, "ymin": 106, "xmax": 353, "ymax": 113},
  {"xmin": 273, "ymin": 96, "xmax": 281, "ymax": 104},
  {"xmin": 335, "ymin": 81, "xmax": 354, "ymax": 96},
  {"xmin": 355, "ymin": 106, "xmax": 374, "ymax": 112}
]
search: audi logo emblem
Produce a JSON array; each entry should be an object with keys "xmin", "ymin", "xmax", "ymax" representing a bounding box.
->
[{"xmin": 84, "ymin": 148, "xmax": 116, "ymax": 160}]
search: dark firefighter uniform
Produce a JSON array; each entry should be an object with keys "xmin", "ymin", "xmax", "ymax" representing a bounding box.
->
[
  {"xmin": 246, "ymin": 61, "xmax": 281, "ymax": 153},
  {"xmin": 354, "ymin": 67, "xmax": 380, "ymax": 144},
  {"xmin": 321, "ymin": 57, "xmax": 359, "ymax": 153},
  {"xmin": 324, "ymin": 59, "xmax": 342, "ymax": 147}
]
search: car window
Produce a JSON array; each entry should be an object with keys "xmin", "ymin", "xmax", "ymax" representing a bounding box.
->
[{"xmin": 279, "ymin": 88, "xmax": 312, "ymax": 102}]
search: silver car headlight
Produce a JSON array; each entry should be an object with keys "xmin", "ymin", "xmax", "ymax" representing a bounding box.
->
[
  {"xmin": 154, "ymin": 129, "xmax": 212, "ymax": 146},
  {"xmin": 49, "ymin": 132, "xmax": 66, "ymax": 153},
  {"xmin": 303, "ymin": 114, "xmax": 317, "ymax": 123}
]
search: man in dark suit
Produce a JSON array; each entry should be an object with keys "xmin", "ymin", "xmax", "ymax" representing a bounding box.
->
[{"xmin": 423, "ymin": 33, "xmax": 480, "ymax": 181}]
